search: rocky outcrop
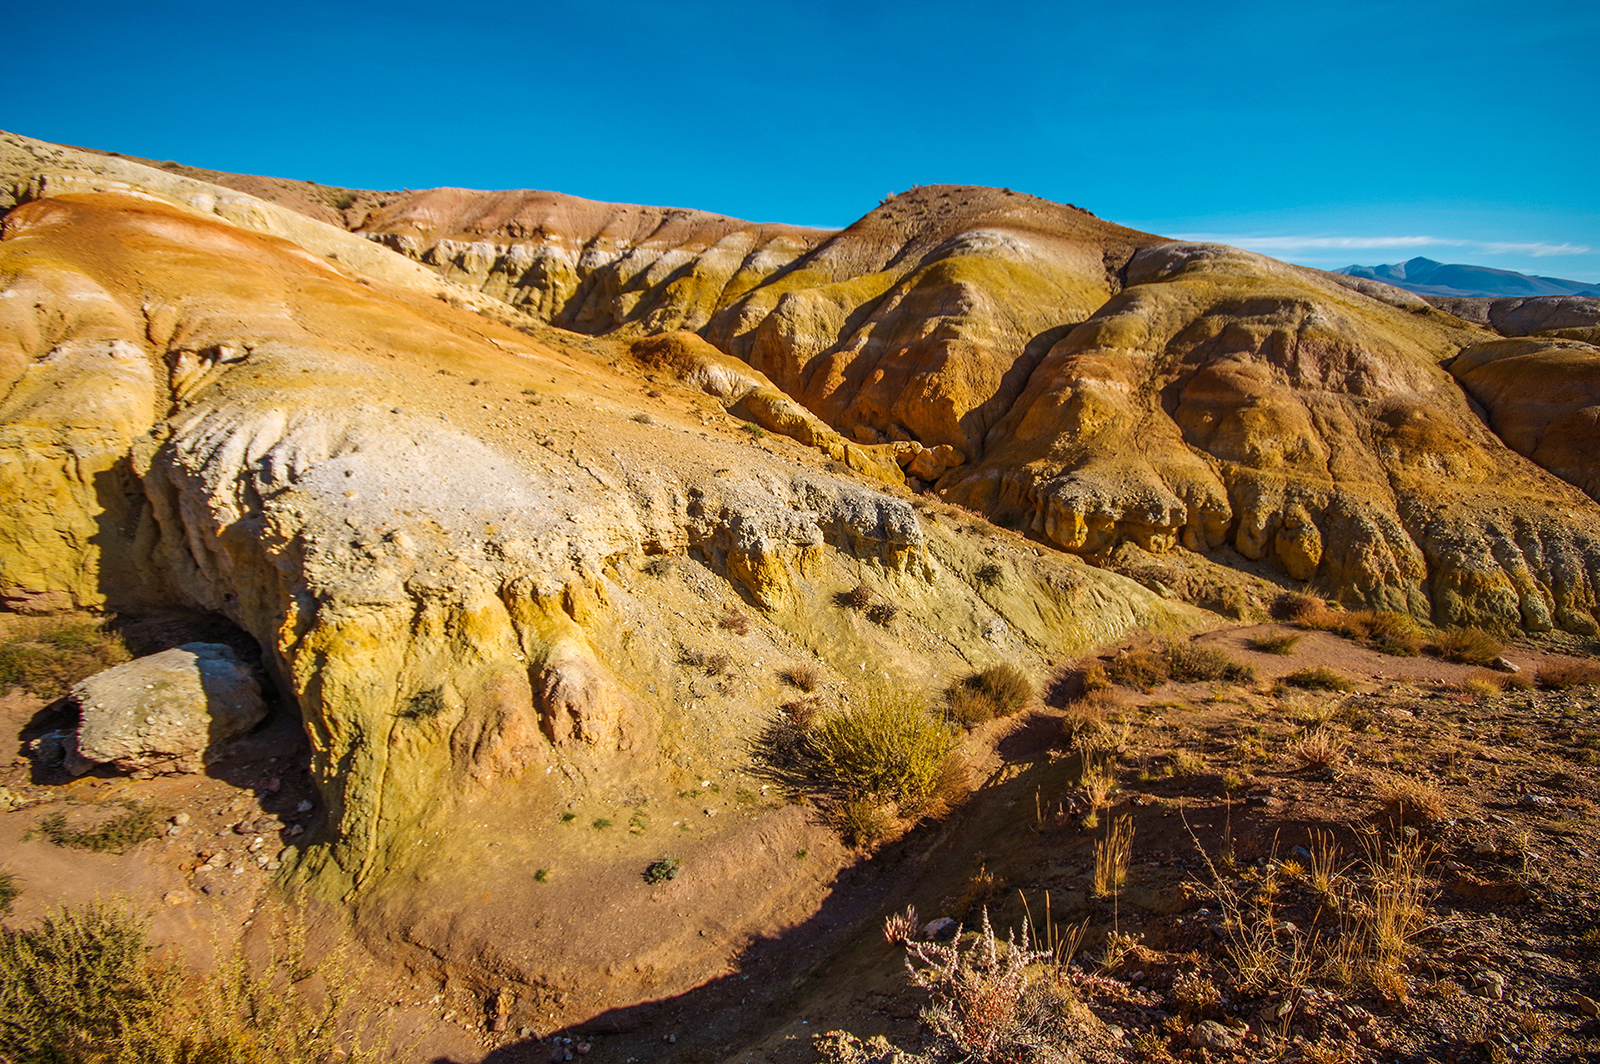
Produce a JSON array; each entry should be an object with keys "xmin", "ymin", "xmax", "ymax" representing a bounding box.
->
[
  {"xmin": 65, "ymin": 643, "xmax": 265, "ymax": 775},
  {"xmin": 0, "ymin": 187, "xmax": 1193, "ymax": 894},
  {"xmin": 940, "ymin": 243, "xmax": 1600, "ymax": 631},
  {"xmin": 1451, "ymin": 337, "xmax": 1600, "ymax": 503},
  {"xmin": 1486, "ymin": 296, "xmax": 1600, "ymax": 345}
]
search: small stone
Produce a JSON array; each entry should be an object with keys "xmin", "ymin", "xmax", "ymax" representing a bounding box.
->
[
  {"xmin": 171, "ymin": 812, "xmax": 191, "ymax": 826},
  {"xmin": 1491, "ymin": 656, "xmax": 1519, "ymax": 673},
  {"xmin": 1189, "ymin": 1020, "xmax": 1242, "ymax": 1051},
  {"xmin": 1576, "ymin": 994, "xmax": 1600, "ymax": 1017},
  {"xmin": 162, "ymin": 890, "xmax": 193, "ymax": 907},
  {"xmin": 296, "ymin": 799, "xmax": 313, "ymax": 813},
  {"xmin": 922, "ymin": 917, "xmax": 959, "ymax": 942}
]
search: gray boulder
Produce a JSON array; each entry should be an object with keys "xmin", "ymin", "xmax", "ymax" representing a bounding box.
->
[{"xmin": 65, "ymin": 643, "xmax": 266, "ymax": 775}]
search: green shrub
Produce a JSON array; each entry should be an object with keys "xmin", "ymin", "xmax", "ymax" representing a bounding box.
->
[
  {"xmin": 1247, "ymin": 632, "xmax": 1302, "ymax": 655},
  {"xmin": 642, "ymin": 858, "xmax": 680, "ymax": 884},
  {"xmin": 0, "ymin": 904, "xmax": 386, "ymax": 1064},
  {"xmin": 1164, "ymin": 642, "xmax": 1254, "ymax": 683},
  {"xmin": 1106, "ymin": 649, "xmax": 1169, "ymax": 691},
  {"xmin": 757, "ymin": 689, "xmax": 957, "ymax": 838},
  {"xmin": 1280, "ymin": 667, "xmax": 1354, "ymax": 692},
  {"xmin": 1433, "ymin": 626, "xmax": 1505, "ymax": 666}
]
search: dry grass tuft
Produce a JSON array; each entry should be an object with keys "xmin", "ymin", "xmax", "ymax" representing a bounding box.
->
[
  {"xmin": 1536, "ymin": 658, "xmax": 1600, "ymax": 689},
  {"xmin": 1092, "ymin": 815, "xmax": 1136, "ymax": 898},
  {"xmin": 1164, "ymin": 641, "xmax": 1255, "ymax": 683},
  {"xmin": 1247, "ymin": 631, "xmax": 1302, "ymax": 655},
  {"xmin": 1372, "ymin": 774, "xmax": 1447, "ymax": 826},
  {"xmin": 1280, "ymin": 666, "xmax": 1354, "ymax": 692},
  {"xmin": 1272, "ymin": 592, "xmax": 1326, "ymax": 624},
  {"xmin": 781, "ymin": 661, "xmax": 823, "ymax": 692},
  {"xmin": 1106, "ymin": 648, "xmax": 1169, "ymax": 691},
  {"xmin": 1432, "ymin": 626, "xmax": 1505, "ymax": 666},
  {"xmin": 1292, "ymin": 728, "xmax": 1346, "ymax": 770},
  {"xmin": 1060, "ymin": 688, "xmax": 1123, "ymax": 751},
  {"xmin": 0, "ymin": 617, "xmax": 130, "ymax": 699},
  {"xmin": 718, "ymin": 608, "xmax": 751, "ymax": 636}
]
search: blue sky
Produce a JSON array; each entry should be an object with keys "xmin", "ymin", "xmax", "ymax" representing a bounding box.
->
[{"xmin": 6, "ymin": 0, "xmax": 1597, "ymax": 280}]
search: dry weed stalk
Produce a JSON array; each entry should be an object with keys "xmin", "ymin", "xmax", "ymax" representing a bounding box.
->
[
  {"xmin": 1092, "ymin": 815, "xmax": 1135, "ymax": 898},
  {"xmin": 1307, "ymin": 828, "xmax": 1345, "ymax": 897},
  {"xmin": 1352, "ymin": 829, "xmax": 1433, "ymax": 997}
]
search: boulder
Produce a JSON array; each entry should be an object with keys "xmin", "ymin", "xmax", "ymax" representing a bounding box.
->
[{"xmin": 65, "ymin": 642, "xmax": 266, "ymax": 775}]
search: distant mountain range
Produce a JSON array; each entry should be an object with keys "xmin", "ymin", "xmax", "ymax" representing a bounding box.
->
[{"xmin": 1339, "ymin": 257, "xmax": 1600, "ymax": 299}]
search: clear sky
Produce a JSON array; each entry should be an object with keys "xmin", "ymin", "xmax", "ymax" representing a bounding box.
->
[{"xmin": 6, "ymin": 0, "xmax": 1597, "ymax": 281}]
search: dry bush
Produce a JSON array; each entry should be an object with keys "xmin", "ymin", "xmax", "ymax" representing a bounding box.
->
[
  {"xmin": 1164, "ymin": 641, "xmax": 1255, "ymax": 683},
  {"xmin": 1281, "ymin": 666, "xmax": 1354, "ymax": 692},
  {"xmin": 1077, "ymin": 752, "xmax": 1117, "ymax": 811},
  {"xmin": 974, "ymin": 663, "xmax": 1034, "ymax": 715},
  {"xmin": 0, "ymin": 618, "xmax": 130, "ymax": 699},
  {"xmin": 1502, "ymin": 671, "xmax": 1535, "ymax": 691},
  {"xmin": 704, "ymin": 651, "xmax": 733, "ymax": 676},
  {"xmin": 0, "ymin": 904, "xmax": 385, "ymax": 1064},
  {"xmin": 781, "ymin": 661, "xmax": 823, "ymax": 692},
  {"xmin": 903, "ymin": 909, "xmax": 1062, "ymax": 1064},
  {"xmin": 1372, "ymin": 774, "xmax": 1447, "ymax": 826},
  {"xmin": 1292, "ymin": 728, "xmax": 1346, "ymax": 770},
  {"xmin": 946, "ymin": 684, "xmax": 999, "ymax": 728},
  {"xmin": 1536, "ymin": 659, "xmax": 1600, "ymax": 689},
  {"xmin": 1353, "ymin": 831, "xmax": 1433, "ymax": 997},
  {"xmin": 1433, "ymin": 626, "xmax": 1505, "ymax": 666},
  {"xmin": 1092, "ymin": 815, "xmax": 1135, "ymax": 898},
  {"xmin": 1167, "ymin": 749, "xmax": 1206, "ymax": 777},
  {"xmin": 1307, "ymin": 828, "xmax": 1346, "ymax": 897},
  {"xmin": 1460, "ymin": 675, "xmax": 1502, "ymax": 700},
  {"xmin": 974, "ymin": 562, "xmax": 1004, "ymax": 587},
  {"xmin": 719, "ymin": 608, "xmax": 751, "ymax": 636},
  {"xmin": 1060, "ymin": 688, "xmax": 1122, "ymax": 751},
  {"xmin": 1170, "ymin": 969, "xmax": 1222, "ymax": 1018},
  {"xmin": 1272, "ymin": 592, "xmax": 1327, "ymax": 624},
  {"xmin": 755, "ymin": 689, "xmax": 957, "ymax": 841},
  {"xmin": 1106, "ymin": 648, "xmax": 1169, "ymax": 691},
  {"xmin": 843, "ymin": 583, "xmax": 873, "ymax": 611},
  {"xmin": 866, "ymin": 601, "xmax": 901, "ymax": 627},
  {"xmin": 1346, "ymin": 610, "xmax": 1424, "ymax": 656},
  {"xmin": 1247, "ymin": 631, "xmax": 1302, "ymax": 655}
]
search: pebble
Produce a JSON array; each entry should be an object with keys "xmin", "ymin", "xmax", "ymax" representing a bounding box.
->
[
  {"xmin": 922, "ymin": 917, "xmax": 959, "ymax": 942},
  {"xmin": 1189, "ymin": 1020, "xmax": 1242, "ymax": 1051},
  {"xmin": 1576, "ymin": 994, "xmax": 1600, "ymax": 1018}
]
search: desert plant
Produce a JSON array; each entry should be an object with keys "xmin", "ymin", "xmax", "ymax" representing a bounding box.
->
[
  {"xmin": 883, "ymin": 905, "xmax": 919, "ymax": 944},
  {"xmin": 842, "ymin": 583, "xmax": 873, "ymax": 611},
  {"xmin": 902, "ymin": 909, "xmax": 1057, "ymax": 1064},
  {"xmin": 757, "ymin": 689, "xmax": 957, "ymax": 838},
  {"xmin": 945, "ymin": 683, "xmax": 999, "ymax": 728},
  {"xmin": 865, "ymin": 601, "xmax": 900, "ymax": 627},
  {"xmin": 1060, "ymin": 688, "xmax": 1121, "ymax": 752},
  {"xmin": 1092, "ymin": 815, "xmax": 1135, "ymax": 898},
  {"xmin": 1372, "ymin": 774, "xmax": 1447, "ymax": 826},
  {"xmin": 1292, "ymin": 728, "xmax": 1346, "ymax": 770},
  {"xmin": 1344, "ymin": 610, "xmax": 1424, "ymax": 656},
  {"xmin": 642, "ymin": 858, "xmax": 680, "ymax": 883},
  {"xmin": 1536, "ymin": 659, "xmax": 1600, "ymax": 689},
  {"xmin": 0, "ymin": 618, "xmax": 130, "ymax": 698},
  {"xmin": 1164, "ymin": 642, "xmax": 1255, "ymax": 683},
  {"xmin": 780, "ymin": 661, "xmax": 822, "ymax": 692},
  {"xmin": 718, "ymin": 608, "xmax": 751, "ymax": 636},
  {"xmin": 1167, "ymin": 749, "xmax": 1206, "ymax": 777},
  {"xmin": 704, "ymin": 651, "xmax": 732, "ymax": 676},
  {"xmin": 1272, "ymin": 591, "xmax": 1327, "ymax": 625},
  {"xmin": 1247, "ymin": 631, "xmax": 1302, "ymax": 655},
  {"xmin": 0, "ymin": 873, "xmax": 15, "ymax": 915},
  {"xmin": 0, "ymin": 904, "xmax": 385, "ymax": 1064},
  {"xmin": 739, "ymin": 421, "xmax": 766, "ymax": 439},
  {"xmin": 974, "ymin": 562, "xmax": 1003, "ymax": 587},
  {"xmin": 1432, "ymin": 626, "xmax": 1505, "ymax": 666},
  {"xmin": 963, "ymin": 663, "xmax": 1034, "ymax": 719},
  {"xmin": 1281, "ymin": 667, "xmax": 1353, "ymax": 692},
  {"xmin": 1106, "ymin": 648, "xmax": 1168, "ymax": 691}
]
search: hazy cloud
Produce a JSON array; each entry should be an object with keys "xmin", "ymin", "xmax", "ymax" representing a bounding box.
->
[{"xmin": 1172, "ymin": 234, "xmax": 1591, "ymax": 258}]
